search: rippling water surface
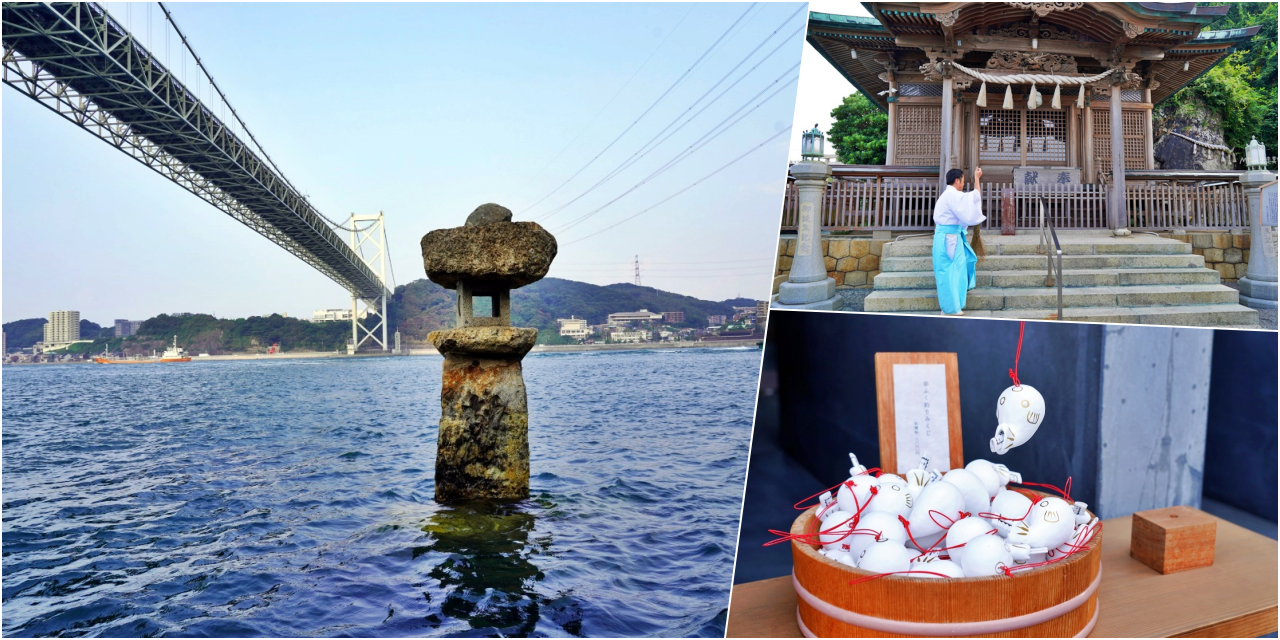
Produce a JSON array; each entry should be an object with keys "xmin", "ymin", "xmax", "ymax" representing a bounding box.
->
[{"xmin": 3, "ymin": 347, "xmax": 758, "ymax": 637}]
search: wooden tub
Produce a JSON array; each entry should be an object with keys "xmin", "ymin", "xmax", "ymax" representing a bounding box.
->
[{"xmin": 791, "ymin": 492, "xmax": 1102, "ymax": 638}]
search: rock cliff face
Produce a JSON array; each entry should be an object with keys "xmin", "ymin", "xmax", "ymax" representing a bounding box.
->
[{"xmin": 1153, "ymin": 95, "xmax": 1236, "ymax": 171}]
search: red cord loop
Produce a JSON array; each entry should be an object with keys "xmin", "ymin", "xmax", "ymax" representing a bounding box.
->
[{"xmin": 1009, "ymin": 321, "xmax": 1025, "ymax": 388}]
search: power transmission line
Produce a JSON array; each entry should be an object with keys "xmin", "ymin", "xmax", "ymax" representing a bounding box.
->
[
  {"xmin": 552, "ymin": 68, "xmax": 798, "ymax": 233},
  {"xmin": 563, "ymin": 125, "xmax": 792, "ymax": 245},
  {"xmin": 518, "ymin": 3, "xmax": 758, "ymax": 215},
  {"xmin": 515, "ymin": 5, "xmax": 696, "ymax": 195},
  {"xmin": 535, "ymin": 6, "xmax": 805, "ymax": 222}
]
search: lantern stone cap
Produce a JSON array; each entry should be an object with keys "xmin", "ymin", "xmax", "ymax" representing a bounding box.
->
[
  {"xmin": 790, "ymin": 160, "xmax": 833, "ymax": 180},
  {"xmin": 421, "ymin": 211, "xmax": 558, "ymax": 290},
  {"xmin": 466, "ymin": 203, "xmax": 513, "ymax": 227},
  {"xmin": 428, "ymin": 326, "xmax": 537, "ymax": 358}
]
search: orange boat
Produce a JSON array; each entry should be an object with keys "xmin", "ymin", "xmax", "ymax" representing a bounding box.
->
[{"xmin": 94, "ymin": 335, "xmax": 191, "ymax": 364}]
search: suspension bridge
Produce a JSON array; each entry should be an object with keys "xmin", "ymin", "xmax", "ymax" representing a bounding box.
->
[{"xmin": 2, "ymin": 2, "xmax": 394, "ymax": 351}]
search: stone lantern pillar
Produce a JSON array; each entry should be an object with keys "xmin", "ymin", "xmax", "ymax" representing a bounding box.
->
[
  {"xmin": 1238, "ymin": 138, "xmax": 1278, "ymax": 309},
  {"xmin": 420, "ymin": 203, "xmax": 557, "ymax": 503},
  {"xmin": 775, "ymin": 128, "xmax": 842, "ymax": 311}
]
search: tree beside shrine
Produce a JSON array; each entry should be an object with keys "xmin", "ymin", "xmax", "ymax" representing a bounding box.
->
[{"xmin": 828, "ymin": 91, "xmax": 887, "ymax": 166}]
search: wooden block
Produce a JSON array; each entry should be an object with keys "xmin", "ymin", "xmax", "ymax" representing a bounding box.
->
[{"xmin": 1130, "ymin": 505, "xmax": 1217, "ymax": 574}]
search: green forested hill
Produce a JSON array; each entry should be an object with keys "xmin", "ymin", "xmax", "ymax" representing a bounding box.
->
[
  {"xmin": 6, "ymin": 278, "xmax": 759, "ymax": 354},
  {"xmin": 389, "ymin": 277, "xmax": 758, "ymax": 343}
]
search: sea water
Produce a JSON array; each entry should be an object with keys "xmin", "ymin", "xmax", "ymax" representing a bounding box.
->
[{"xmin": 2, "ymin": 347, "xmax": 758, "ymax": 637}]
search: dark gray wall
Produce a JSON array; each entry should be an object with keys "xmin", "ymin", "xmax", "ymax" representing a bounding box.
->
[
  {"xmin": 1204, "ymin": 329, "xmax": 1278, "ymax": 521},
  {"xmin": 769, "ymin": 312, "xmax": 1103, "ymax": 508}
]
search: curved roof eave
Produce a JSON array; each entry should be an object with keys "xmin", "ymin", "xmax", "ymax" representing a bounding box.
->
[{"xmin": 805, "ymin": 34, "xmax": 888, "ymax": 114}]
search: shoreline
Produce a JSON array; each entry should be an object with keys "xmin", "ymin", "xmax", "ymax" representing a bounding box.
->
[{"xmin": 4, "ymin": 339, "xmax": 762, "ymax": 365}]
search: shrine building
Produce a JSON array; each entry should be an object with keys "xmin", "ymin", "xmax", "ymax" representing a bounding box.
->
[{"xmin": 799, "ymin": 2, "xmax": 1262, "ymax": 233}]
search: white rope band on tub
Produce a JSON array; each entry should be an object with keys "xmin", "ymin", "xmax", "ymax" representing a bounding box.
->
[
  {"xmin": 796, "ymin": 600, "xmax": 1099, "ymax": 638},
  {"xmin": 791, "ymin": 566, "xmax": 1102, "ymax": 637}
]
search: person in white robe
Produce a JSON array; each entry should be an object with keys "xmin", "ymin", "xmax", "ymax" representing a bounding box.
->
[{"xmin": 932, "ymin": 168, "xmax": 986, "ymax": 315}]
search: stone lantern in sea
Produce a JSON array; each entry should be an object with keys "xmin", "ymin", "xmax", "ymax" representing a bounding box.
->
[{"xmin": 420, "ymin": 203, "xmax": 557, "ymax": 503}]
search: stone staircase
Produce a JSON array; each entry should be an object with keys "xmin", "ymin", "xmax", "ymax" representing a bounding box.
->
[{"xmin": 863, "ymin": 232, "xmax": 1260, "ymax": 327}]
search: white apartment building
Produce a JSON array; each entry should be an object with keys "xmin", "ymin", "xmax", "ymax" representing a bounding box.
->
[
  {"xmin": 610, "ymin": 330, "xmax": 647, "ymax": 343},
  {"xmin": 557, "ymin": 316, "xmax": 589, "ymax": 340},
  {"xmin": 607, "ymin": 309, "xmax": 663, "ymax": 326},
  {"xmin": 312, "ymin": 308, "xmax": 359, "ymax": 322},
  {"xmin": 42, "ymin": 310, "xmax": 80, "ymax": 348}
]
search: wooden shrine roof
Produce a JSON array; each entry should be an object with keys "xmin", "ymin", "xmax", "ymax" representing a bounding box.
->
[{"xmin": 809, "ymin": 2, "xmax": 1262, "ymax": 111}]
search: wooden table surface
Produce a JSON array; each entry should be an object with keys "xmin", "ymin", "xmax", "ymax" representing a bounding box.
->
[{"xmin": 727, "ymin": 512, "xmax": 1277, "ymax": 638}]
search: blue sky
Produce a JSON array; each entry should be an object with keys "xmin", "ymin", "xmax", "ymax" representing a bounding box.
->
[{"xmin": 3, "ymin": 2, "xmax": 806, "ymax": 323}]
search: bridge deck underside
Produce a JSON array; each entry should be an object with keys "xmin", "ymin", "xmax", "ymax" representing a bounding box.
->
[{"xmin": 2, "ymin": 2, "xmax": 388, "ymax": 300}]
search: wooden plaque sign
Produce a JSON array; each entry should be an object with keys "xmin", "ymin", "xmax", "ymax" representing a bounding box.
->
[{"xmin": 874, "ymin": 352, "xmax": 964, "ymax": 474}]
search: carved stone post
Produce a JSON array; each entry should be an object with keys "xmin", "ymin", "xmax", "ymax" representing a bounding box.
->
[
  {"xmin": 1108, "ymin": 83, "xmax": 1131, "ymax": 236},
  {"xmin": 1239, "ymin": 171, "xmax": 1278, "ymax": 309},
  {"xmin": 775, "ymin": 161, "xmax": 842, "ymax": 310},
  {"xmin": 420, "ymin": 204, "xmax": 557, "ymax": 503}
]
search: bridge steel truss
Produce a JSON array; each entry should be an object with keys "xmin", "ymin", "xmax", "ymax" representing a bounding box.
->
[{"xmin": 2, "ymin": 2, "xmax": 393, "ymax": 331}]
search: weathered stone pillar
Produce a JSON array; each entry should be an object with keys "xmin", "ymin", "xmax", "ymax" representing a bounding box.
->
[
  {"xmin": 775, "ymin": 161, "xmax": 842, "ymax": 310},
  {"xmin": 1239, "ymin": 170, "xmax": 1278, "ymax": 309},
  {"xmin": 420, "ymin": 204, "xmax": 557, "ymax": 503},
  {"xmin": 1108, "ymin": 84, "xmax": 1131, "ymax": 236}
]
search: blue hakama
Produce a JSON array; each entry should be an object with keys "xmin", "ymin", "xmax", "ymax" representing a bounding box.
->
[{"xmin": 933, "ymin": 224, "xmax": 977, "ymax": 315}]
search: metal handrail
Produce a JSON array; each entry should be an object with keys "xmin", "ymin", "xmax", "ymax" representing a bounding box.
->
[{"xmin": 1037, "ymin": 196, "xmax": 1064, "ymax": 320}]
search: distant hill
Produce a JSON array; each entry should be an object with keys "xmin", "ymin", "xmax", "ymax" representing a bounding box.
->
[
  {"xmin": 4, "ymin": 317, "xmax": 138, "ymax": 351},
  {"xmin": 4, "ymin": 278, "xmax": 760, "ymax": 354},
  {"xmin": 3, "ymin": 318, "xmax": 46, "ymax": 350},
  {"xmin": 390, "ymin": 277, "xmax": 758, "ymax": 343}
]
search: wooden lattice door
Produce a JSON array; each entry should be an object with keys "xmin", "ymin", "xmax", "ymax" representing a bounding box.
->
[{"xmin": 1093, "ymin": 108, "xmax": 1149, "ymax": 173}]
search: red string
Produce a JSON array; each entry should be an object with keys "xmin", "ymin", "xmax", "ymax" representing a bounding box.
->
[
  {"xmin": 1009, "ymin": 320, "xmax": 1025, "ymax": 388},
  {"xmin": 909, "ymin": 529, "xmax": 997, "ymax": 562},
  {"xmin": 1011, "ymin": 477, "xmax": 1073, "ymax": 503},
  {"xmin": 768, "ymin": 485, "xmax": 880, "ymax": 547},
  {"xmin": 1000, "ymin": 521, "xmax": 1102, "ymax": 576}
]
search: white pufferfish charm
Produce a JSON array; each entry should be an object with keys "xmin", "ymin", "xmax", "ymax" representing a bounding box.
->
[{"xmin": 990, "ymin": 384, "xmax": 1045, "ymax": 455}]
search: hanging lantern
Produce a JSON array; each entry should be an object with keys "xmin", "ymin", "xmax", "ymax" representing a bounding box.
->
[
  {"xmin": 1002, "ymin": 85, "xmax": 1013, "ymax": 109},
  {"xmin": 800, "ymin": 124, "xmax": 825, "ymax": 160},
  {"xmin": 976, "ymin": 81, "xmax": 988, "ymax": 107},
  {"xmin": 1051, "ymin": 84, "xmax": 1062, "ymax": 109}
]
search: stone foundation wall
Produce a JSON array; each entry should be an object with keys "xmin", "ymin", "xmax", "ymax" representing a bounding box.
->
[
  {"xmin": 1159, "ymin": 231, "xmax": 1251, "ymax": 283},
  {"xmin": 775, "ymin": 236, "xmax": 886, "ymax": 288}
]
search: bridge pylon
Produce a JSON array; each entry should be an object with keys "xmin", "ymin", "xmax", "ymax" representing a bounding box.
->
[{"xmin": 346, "ymin": 212, "xmax": 389, "ymax": 354}]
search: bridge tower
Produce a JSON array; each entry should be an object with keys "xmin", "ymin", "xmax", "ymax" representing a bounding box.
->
[{"xmin": 347, "ymin": 212, "xmax": 389, "ymax": 353}]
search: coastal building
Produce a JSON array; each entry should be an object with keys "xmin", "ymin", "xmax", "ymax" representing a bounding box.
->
[
  {"xmin": 557, "ymin": 316, "xmax": 590, "ymax": 340},
  {"xmin": 42, "ymin": 310, "xmax": 79, "ymax": 348},
  {"xmin": 607, "ymin": 309, "xmax": 663, "ymax": 326},
  {"xmin": 662, "ymin": 311, "xmax": 685, "ymax": 323},
  {"xmin": 113, "ymin": 319, "xmax": 142, "ymax": 337},
  {"xmin": 610, "ymin": 330, "xmax": 647, "ymax": 343},
  {"xmin": 756, "ymin": 300, "xmax": 768, "ymax": 321},
  {"xmin": 708, "ymin": 314, "xmax": 727, "ymax": 326},
  {"xmin": 312, "ymin": 308, "xmax": 357, "ymax": 322}
]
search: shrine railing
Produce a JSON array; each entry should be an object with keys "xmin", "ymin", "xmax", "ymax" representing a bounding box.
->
[{"xmin": 781, "ymin": 165, "xmax": 1250, "ymax": 231}]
